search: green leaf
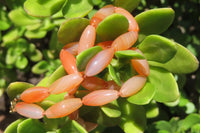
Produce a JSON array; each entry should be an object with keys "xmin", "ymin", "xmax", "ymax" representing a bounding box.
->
[
  {"xmin": 32, "ymin": 61, "xmax": 49, "ymax": 74},
  {"xmin": 15, "ymin": 55, "xmax": 28, "ymax": 69},
  {"xmin": 4, "ymin": 119, "xmax": 24, "ymax": 133},
  {"xmin": 17, "ymin": 119, "xmax": 46, "ymax": 133},
  {"xmin": 138, "ymin": 35, "xmax": 177, "ymax": 63},
  {"xmin": 36, "ymin": 76, "xmax": 49, "ymax": 87},
  {"xmin": 6, "ymin": 47, "xmax": 18, "ymax": 65},
  {"xmin": 118, "ymin": 98, "xmax": 146, "ymax": 133},
  {"xmin": 191, "ymin": 124, "xmax": 200, "ymax": 133},
  {"xmin": 0, "ymin": 20, "xmax": 11, "ymax": 31},
  {"xmin": 101, "ymin": 100, "xmax": 121, "ymax": 118},
  {"xmin": 9, "ymin": 8, "xmax": 40, "ymax": 26},
  {"xmin": 62, "ymin": 0, "xmax": 93, "ymax": 18},
  {"xmin": 144, "ymin": 100, "xmax": 159, "ymax": 118},
  {"xmin": 108, "ymin": 65, "xmax": 122, "ymax": 86},
  {"xmin": 58, "ymin": 120, "xmax": 87, "ymax": 133},
  {"xmin": 155, "ymin": 121, "xmax": 172, "ymax": 133},
  {"xmin": 7, "ymin": 82, "xmax": 34, "ymax": 100},
  {"xmin": 148, "ymin": 66, "xmax": 179, "ymax": 102},
  {"xmin": 178, "ymin": 113, "xmax": 200, "ymax": 131},
  {"xmin": 114, "ymin": 0, "xmax": 141, "ymax": 12},
  {"xmin": 24, "ymin": 0, "xmax": 66, "ymax": 17},
  {"xmin": 47, "ymin": 65, "xmax": 67, "ymax": 86},
  {"xmin": 119, "ymin": 62, "xmax": 134, "ymax": 82},
  {"xmin": 58, "ymin": 18, "xmax": 89, "ymax": 44},
  {"xmin": 29, "ymin": 49, "xmax": 43, "ymax": 62},
  {"xmin": 25, "ymin": 30, "xmax": 47, "ymax": 39},
  {"xmin": 127, "ymin": 82, "xmax": 155, "ymax": 105},
  {"xmin": 135, "ymin": 8, "xmax": 175, "ymax": 35},
  {"xmin": 76, "ymin": 46, "xmax": 103, "ymax": 71},
  {"xmin": 115, "ymin": 50, "xmax": 145, "ymax": 59},
  {"xmin": 3, "ymin": 28, "xmax": 23, "ymax": 43},
  {"xmin": 96, "ymin": 13, "xmax": 129, "ymax": 41},
  {"xmin": 148, "ymin": 43, "xmax": 199, "ymax": 74}
]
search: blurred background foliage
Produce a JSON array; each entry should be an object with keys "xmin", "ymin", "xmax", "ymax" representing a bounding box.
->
[{"xmin": 0, "ymin": 0, "xmax": 199, "ymax": 132}]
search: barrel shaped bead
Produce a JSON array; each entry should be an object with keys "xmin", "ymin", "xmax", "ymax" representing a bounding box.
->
[
  {"xmin": 45, "ymin": 98, "xmax": 82, "ymax": 118},
  {"xmin": 63, "ymin": 42, "xmax": 79, "ymax": 56},
  {"xmin": 84, "ymin": 48, "xmax": 115, "ymax": 77},
  {"xmin": 82, "ymin": 90, "xmax": 119, "ymax": 106},
  {"xmin": 15, "ymin": 102, "xmax": 44, "ymax": 119},
  {"xmin": 81, "ymin": 76, "xmax": 107, "ymax": 91},
  {"xmin": 78, "ymin": 25, "xmax": 96, "ymax": 54},
  {"xmin": 20, "ymin": 87, "xmax": 50, "ymax": 103},
  {"xmin": 60, "ymin": 49, "xmax": 78, "ymax": 74},
  {"xmin": 119, "ymin": 75, "xmax": 147, "ymax": 97},
  {"xmin": 90, "ymin": 5, "xmax": 115, "ymax": 28},
  {"xmin": 49, "ymin": 72, "xmax": 83, "ymax": 94},
  {"xmin": 111, "ymin": 31, "xmax": 138, "ymax": 51},
  {"xmin": 114, "ymin": 7, "xmax": 139, "ymax": 32},
  {"xmin": 96, "ymin": 41, "xmax": 113, "ymax": 50}
]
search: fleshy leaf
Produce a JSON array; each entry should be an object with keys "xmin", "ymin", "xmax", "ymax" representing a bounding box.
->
[
  {"xmin": 135, "ymin": 8, "xmax": 175, "ymax": 35},
  {"xmin": 32, "ymin": 60, "xmax": 49, "ymax": 74},
  {"xmin": 25, "ymin": 30, "xmax": 47, "ymax": 39},
  {"xmin": 58, "ymin": 120, "xmax": 88, "ymax": 133},
  {"xmin": 119, "ymin": 62, "xmax": 134, "ymax": 82},
  {"xmin": 108, "ymin": 65, "xmax": 122, "ymax": 86},
  {"xmin": 7, "ymin": 82, "xmax": 34, "ymax": 100},
  {"xmin": 17, "ymin": 119, "xmax": 46, "ymax": 133},
  {"xmin": 96, "ymin": 13, "xmax": 129, "ymax": 42},
  {"xmin": 0, "ymin": 20, "xmax": 11, "ymax": 31},
  {"xmin": 148, "ymin": 66, "xmax": 179, "ymax": 102},
  {"xmin": 115, "ymin": 50, "xmax": 145, "ymax": 59},
  {"xmin": 118, "ymin": 98, "xmax": 146, "ymax": 133},
  {"xmin": 62, "ymin": 0, "xmax": 93, "ymax": 18},
  {"xmin": 114, "ymin": 0, "xmax": 141, "ymax": 12},
  {"xmin": 101, "ymin": 100, "xmax": 121, "ymax": 118},
  {"xmin": 148, "ymin": 43, "xmax": 199, "ymax": 74},
  {"xmin": 144, "ymin": 100, "xmax": 159, "ymax": 118},
  {"xmin": 9, "ymin": 8, "xmax": 40, "ymax": 26},
  {"xmin": 6, "ymin": 47, "xmax": 18, "ymax": 65},
  {"xmin": 47, "ymin": 65, "xmax": 67, "ymax": 86},
  {"xmin": 76, "ymin": 46, "xmax": 103, "ymax": 71},
  {"xmin": 138, "ymin": 35, "xmax": 177, "ymax": 63},
  {"xmin": 15, "ymin": 55, "xmax": 28, "ymax": 69},
  {"xmin": 36, "ymin": 77, "xmax": 49, "ymax": 87},
  {"xmin": 24, "ymin": 0, "xmax": 66, "ymax": 17},
  {"xmin": 57, "ymin": 18, "xmax": 89, "ymax": 44},
  {"xmin": 29, "ymin": 49, "xmax": 43, "ymax": 62},
  {"xmin": 4, "ymin": 119, "xmax": 24, "ymax": 133},
  {"xmin": 127, "ymin": 82, "xmax": 155, "ymax": 105}
]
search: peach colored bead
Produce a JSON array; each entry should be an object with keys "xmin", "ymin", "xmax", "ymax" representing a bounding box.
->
[
  {"xmin": 106, "ymin": 80, "xmax": 121, "ymax": 91},
  {"xmin": 81, "ymin": 76, "xmax": 107, "ymax": 91},
  {"xmin": 90, "ymin": 5, "xmax": 115, "ymax": 28},
  {"xmin": 111, "ymin": 31, "xmax": 138, "ymax": 51},
  {"xmin": 68, "ymin": 110, "xmax": 79, "ymax": 120},
  {"xmin": 96, "ymin": 41, "xmax": 113, "ymax": 50},
  {"xmin": 114, "ymin": 7, "xmax": 139, "ymax": 32},
  {"xmin": 82, "ymin": 90, "xmax": 119, "ymax": 106},
  {"xmin": 130, "ymin": 48, "xmax": 150, "ymax": 76},
  {"xmin": 20, "ymin": 87, "xmax": 50, "ymax": 103},
  {"xmin": 85, "ymin": 48, "xmax": 115, "ymax": 77},
  {"xmin": 78, "ymin": 25, "xmax": 96, "ymax": 54},
  {"xmin": 60, "ymin": 49, "xmax": 78, "ymax": 74},
  {"xmin": 45, "ymin": 98, "xmax": 82, "ymax": 118},
  {"xmin": 49, "ymin": 72, "xmax": 83, "ymax": 94},
  {"xmin": 15, "ymin": 102, "xmax": 44, "ymax": 119},
  {"xmin": 63, "ymin": 42, "xmax": 79, "ymax": 56},
  {"xmin": 119, "ymin": 75, "xmax": 147, "ymax": 97},
  {"xmin": 67, "ymin": 86, "xmax": 80, "ymax": 96}
]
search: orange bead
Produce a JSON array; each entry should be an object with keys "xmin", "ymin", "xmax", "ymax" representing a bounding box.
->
[
  {"xmin": 130, "ymin": 48, "xmax": 150, "ymax": 76},
  {"xmin": 78, "ymin": 25, "xmax": 96, "ymax": 54},
  {"xmin": 90, "ymin": 5, "xmax": 115, "ymax": 28},
  {"xmin": 119, "ymin": 75, "xmax": 147, "ymax": 97},
  {"xmin": 81, "ymin": 76, "xmax": 107, "ymax": 91},
  {"xmin": 85, "ymin": 48, "xmax": 115, "ymax": 77},
  {"xmin": 106, "ymin": 80, "xmax": 121, "ymax": 91},
  {"xmin": 111, "ymin": 31, "xmax": 138, "ymax": 51},
  {"xmin": 45, "ymin": 98, "xmax": 82, "ymax": 118},
  {"xmin": 60, "ymin": 49, "xmax": 78, "ymax": 74},
  {"xmin": 63, "ymin": 42, "xmax": 79, "ymax": 56},
  {"xmin": 82, "ymin": 90, "xmax": 119, "ymax": 106},
  {"xmin": 49, "ymin": 72, "xmax": 83, "ymax": 94},
  {"xmin": 96, "ymin": 41, "xmax": 113, "ymax": 50},
  {"xmin": 15, "ymin": 102, "xmax": 44, "ymax": 119},
  {"xmin": 114, "ymin": 7, "xmax": 139, "ymax": 32},
  {"xmin": 20, "ymin": 87, "xmax": 50, "ymax": 103}
]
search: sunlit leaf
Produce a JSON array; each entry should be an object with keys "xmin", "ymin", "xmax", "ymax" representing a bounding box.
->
[
  {"xmin": 32, "ymin": 61, "xmax": 49, "ymax": 74},
  {"xmin": 4, "ymin": 119, "xmax": 24, "ymax": 133},
  {"xmin": 101, "ymin": 100, "xmax": 121, "ymax": 118},
  {"xmin": 15, "ymin": 55, "xmax": 28, "ymax": 69},
  {"xmin": 114, "ymin": 0, "xmax": 141, "ymax": 12}
]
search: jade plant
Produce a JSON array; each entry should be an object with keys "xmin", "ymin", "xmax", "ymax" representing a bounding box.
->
[{"xmin": 3, "ymin": 0, "xmax": 199, "ymax": 133}]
